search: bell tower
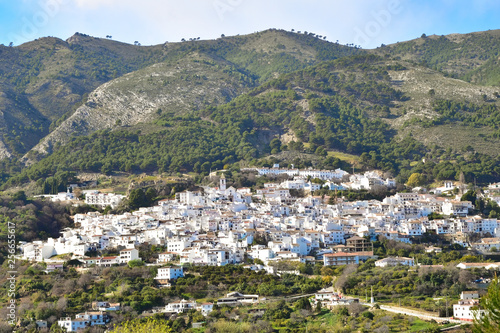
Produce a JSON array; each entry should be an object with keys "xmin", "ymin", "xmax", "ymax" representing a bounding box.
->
[{"xmin": 220, "ymin": 173, "xmax": 226, "ymax": 191}]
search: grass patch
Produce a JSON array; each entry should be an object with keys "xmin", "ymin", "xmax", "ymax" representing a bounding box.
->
[
  {"xmin": 409, "ymin": 318, "xmax": 439, "ymax": 332},
  {"xmin": 327, "ymin": 150, "xmax": 361, "ymax": 163}
]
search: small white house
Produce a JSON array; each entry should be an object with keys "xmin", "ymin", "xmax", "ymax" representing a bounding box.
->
[
  {"xmin": 57, "ymin": 312, "xmax": 108, "ymax": 332},
  {"xmin": 165, "ymin": 299, "xmax": 196, "ymax": 313},
  {"xmin": 118, "ymin": 248, "xmax": 140, "ymax": 264},
  {"xmin": 453, "ymin": 291, "xmax": 486, "ymax": 322},
  {"xmin": 197, "ymin": 302, "xmax": 214, "ymax": 316},
  {"xmin": 155, "ymin": 266, "xmax": 184, "ymax": 287},
  {"xmin": 375, "ymin": 257, "xmax": 415, "ymax": 267}
]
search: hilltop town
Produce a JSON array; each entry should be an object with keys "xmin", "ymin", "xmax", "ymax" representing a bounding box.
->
[{"xmin": 12, "ymin": 166, "xmax": 500, "ymax": 331}]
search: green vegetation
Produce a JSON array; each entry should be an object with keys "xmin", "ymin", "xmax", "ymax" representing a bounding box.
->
[
  {"xmin": 0, "ymin": 192, "xmax": 74, "ymax": 264},
  {"xmin": 3, "ymin": 53, "xmax": 500, "ymax": 192},
  {"xmin": 0, "ymin": 29, "xmax": 360, "ymax": 158},
  {"xmin": 2, "ymin": 30, "xmax": 500, "ymax": 191},
  {"xmin": 111, "ymin": 317, "xmax": 174, "ymax": 333},
  {"xmin": 474, "ymin": 277, "xmax": 500, "ymax": 333},
  {"xmin": 0, "ymin": 34, "xmax": 171, "ymax": 155},
  {"xmin": 329, "ymin": 238, "xmax": 492, "ymax": 315},
  {"xmin": 0, "ymin": 263, "xmax": 326, "ymax": 331},
  {"xmin": 378, "ymin": 30, "xmax": 500, "ymax": 86}
]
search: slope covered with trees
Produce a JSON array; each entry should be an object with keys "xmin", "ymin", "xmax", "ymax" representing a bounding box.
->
[
  {"xmin": 4, "ymin": 54, "xmax": 500, "ymax": 193},
  {"xmin": 0, "ymin": 29, "xmax": 361, "ymax": 160},
  {"xmin": 376, "ymin": 29, "xmax": 500, "ymax": 86},
  {"xmin": 2, "ymin": 29, "xmax": 500, "ymax": 191}
]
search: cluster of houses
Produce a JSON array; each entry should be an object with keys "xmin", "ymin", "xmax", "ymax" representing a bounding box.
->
[
  {"xmin": 57, "ymin": 311, "xmax": 110, "ymax": 332},
  {"xmin": 21, "ymin": 173, "xmax": 500, "ymax": 331},
  {"xmin": 55, "ymin": 301, "xmax": 121, "ymax": 331},
  {"xmin": 150, "ymin": 291, "xmax": 259, "ymax": 317},
  {"xmin": 19, "ymin": 174, "xmax": 500, "ymax": 271},
  {"xmin": 246, "ymin": 166, "xmax": 395, "ymax": 191}
]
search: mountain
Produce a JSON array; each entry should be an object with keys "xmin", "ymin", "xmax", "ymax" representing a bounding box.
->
[
  {"xmin": 9, "ymin": 54, "xmax": 500, "ymax": 191},
  {"xmin": 0, "ymin": 29, "xmax": 360, "ymax": 160},
  {"xmin": 28, "ymin": 53, "xmax": 256, "ymax": 156},
  {"xmin": 0, "ymin": 33, "xmax": 170, "ymax": 158},
  {"xmin": 2, "ymin": 29, "xmax": 500, "ymax": 191},
  {"xmin": 375, "ymin": 29, "xmax": 500, "ymax": 86}
]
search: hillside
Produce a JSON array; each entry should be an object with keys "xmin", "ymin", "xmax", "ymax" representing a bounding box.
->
[
  {"xmin": 7, "ymin": 54, "xmax": 500, "ymax": 193},
  {"xmin": 0, "ymin": 29, "xmax": 360, "ymax": 160},
  {"xmin": 28, "ymin": 53, "xmax": 256, "ymax": 156},
  {"xmin": 3, "ymin": 29, "xmax": 500, "ymax": 191},
  {"xmin": 375, "ymin": 29, "xmax": 500, "ymax": 86},
  {"xmin": 0, "ymin": 34, "xmax": 169, "ymax": 158}
]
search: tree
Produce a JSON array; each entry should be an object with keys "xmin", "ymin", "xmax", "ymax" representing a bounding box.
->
[
  {"xmin": 112, "ymin": 317, "xmax": 173, "ymax": 332},
  {"xmin": 128, "ymin": 189, "xmax": 147, "ymax": 210},
  {"xmin": 269, "ymin": 138, "xmax": 281, "ymax": 153},
  {"xmin": 315, "ymin": 301, "xmax": 322, "ymax": 312},
  {"xmin": 145, "ymin": 188, "xmax": 157, "ymax": 203},
  {"xmin": 461, "ymin": 190, "xmax": 477, "ymax": 203},
  {"xmin": 101, "ymin": 162, "xmax": 113, "ymax": 175},
  {"xmin": 407, "ymin": 173, "xmax": 425, "ymax": 187},
  {"xmin": 128, "ymin": 259, "xmax": 144, "ymax": 268},
  {"xmin": 473, "ymin": 277, "xmax": 500, "ymax": 332},
  {"xmin": 315, "ymin": 146, "xmax": 327, "ymax": 157},
  {"xmin": 294, "ymin": 297, "xmax": 312, "ymax": 311},
  {"xmin": 320, "ymin": 266, "xmax": 334, "ymax": 276},
  {"xmin": 12, "ymin": 190, "xmax": 27, "ymax": 203}
]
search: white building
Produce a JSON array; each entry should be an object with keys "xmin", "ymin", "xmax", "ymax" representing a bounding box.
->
[
  {"xmin": 57, "ymin": 312, "xmax": 108, "ymax": 332},
  {"xmin": 85, "ymin": 191, "xmax": 125, "ymax": 209},
  {"xmin": 156, "ymin": 266, "xmax": 184, "ymax": 281},
  {"xmin": 118, "ymin": 248, "xmax": 140, "ymax": 264},
  {"xmin": 251, "ymin": 166, "xmax": 348, "ymax": 180},
  {"xmin": 197, "ymin": 302, "xmax": 214, "ymax": 316},
  {"xmin": 453, "ymin": 291, "xmax": 486, "ymax": 322},
  {"xmin": 442, "ymin": 201, "xmax": 473, "ymax": 217},
  {"xmin": 375, "ymin": 257, "xmax": 414, "ymax": 267},
  {"xmin": 165, "ymin": 299, "xmax": 197, "ymax": 313}
]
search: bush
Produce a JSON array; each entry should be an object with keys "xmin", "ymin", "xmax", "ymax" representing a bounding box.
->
[{"xmin": 127, "ymin": 259, "xmax": 144, "ymax": 268}]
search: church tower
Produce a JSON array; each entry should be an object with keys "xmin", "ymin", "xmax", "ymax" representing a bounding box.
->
[{"xmin": 220, "ymin": 173, "xmax": 226, "ymax": 191}]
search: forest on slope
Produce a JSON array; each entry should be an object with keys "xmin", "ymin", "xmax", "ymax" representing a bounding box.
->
[
  {"xmin": 2, "ymin": 54, "xmax": 500, "ymax": 194},
  {"xmin": 1, "ymin": 29, "xmax": 500, "ymax": 192}
]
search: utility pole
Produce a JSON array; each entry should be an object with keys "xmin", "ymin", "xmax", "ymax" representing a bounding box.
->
[{"xmin": 371, "ymin": 286, "xmax": 374, "ymax": 304}]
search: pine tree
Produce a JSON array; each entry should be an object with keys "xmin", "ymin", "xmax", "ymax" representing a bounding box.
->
[{"xmin": 474, "ymin": 277, "xmax": 500, "ymax": 332}]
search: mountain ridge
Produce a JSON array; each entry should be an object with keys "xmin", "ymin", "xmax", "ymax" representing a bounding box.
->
[{"xmin": 2, "ymin": 28, "xmax": 500, "ymax": 190}]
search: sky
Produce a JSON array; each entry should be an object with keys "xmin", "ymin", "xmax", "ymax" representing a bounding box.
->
[{"xmin": 1, "ymin": 0, "xmax": 499, "ymax": 49}]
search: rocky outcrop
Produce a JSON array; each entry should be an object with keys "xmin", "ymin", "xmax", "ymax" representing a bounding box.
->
[{"xmin": 28, "ymin": 55, "xmax": 253, "ymax": 156}]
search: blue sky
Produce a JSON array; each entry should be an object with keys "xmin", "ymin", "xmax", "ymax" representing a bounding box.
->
[{"xmin": 1, "ymin": 0, "xmax": 499, "ymax": 48}]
